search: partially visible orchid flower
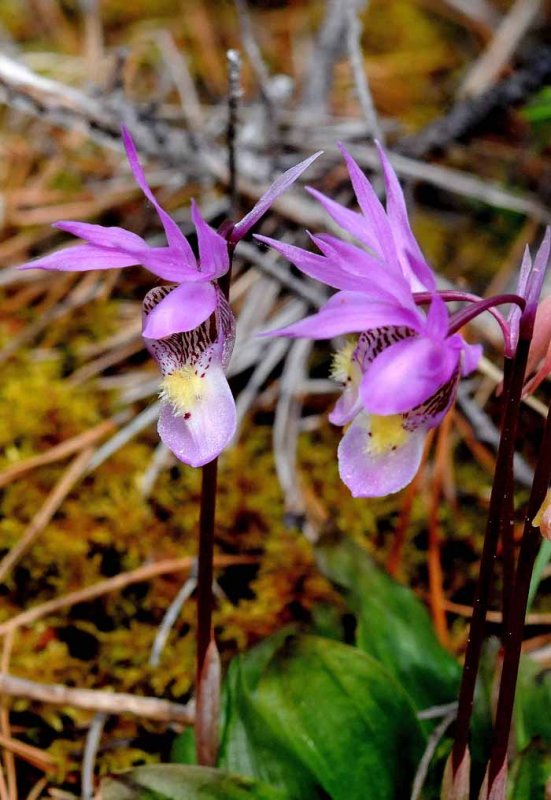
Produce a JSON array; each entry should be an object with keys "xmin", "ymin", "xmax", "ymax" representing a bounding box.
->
[
  {"xmin": 524, "ymin": 295, "xmax": 551, "ymax": 396},
  {"xmin": 19, "ymin": 127, "xmax": 321, "ymax": 466},
  {"xmin": 258, "ymin": 142, "xmax": 487, "ymax": 497}
]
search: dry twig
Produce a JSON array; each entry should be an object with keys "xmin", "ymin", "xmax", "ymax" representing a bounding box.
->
[{"xmin": 0, "ymin": 675, "xmax": 194, "ymax": 725}]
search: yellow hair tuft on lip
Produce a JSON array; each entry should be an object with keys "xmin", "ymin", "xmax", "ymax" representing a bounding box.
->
[
  {"xmin": 159, "ymin": 366, "xmax": 205, "ymax": 416},
  {"xmin": 364, "ymin": 413, "xmax": 409, "ymax": 456}
]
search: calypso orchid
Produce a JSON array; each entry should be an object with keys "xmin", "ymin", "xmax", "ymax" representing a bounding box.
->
[
  {"xmin": 20, "ymin": 127, "xmax": 321, "ymax": 467},
  {"xmin": 258, "ymin": 143, "xmax": 542, "ymax": 498}
]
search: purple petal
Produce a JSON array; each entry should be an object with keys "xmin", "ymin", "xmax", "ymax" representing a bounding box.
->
[
  {"xmin": 337, "ymin": 143, "xmax": 396, "ymax": 265},
  {"xmin": 509, "ymin": 246, "xmax": 532, "ymax": 349},
  {"xmin": 338, "ymin": 412, "xmax": 426, "ymax": 497},
  {"xmin": 54, "ymin": 221, "xmax": 146, "ymax": 250},
  {"xmin": 231, "ymin": 151, "xmax": 323, "ymax": 243},
  {"xmin": 142, "ymin": 281, "xmax": 218, "ymax": 339},
  {"xmin": 121, "ymin": 126, "xmax": 196, "ymax": 264},
  {"xmin": 158, "ymin": 363, "xmax": 236, "ymax": 467},
  {"xmin": 310, "ymin": 234, "xmax": 413, "ymax": 303},
  {"xmin": 18, "ymin": 243, "xmax": 144, "ymax": 272},
  {"xmin": 54, "ymin": 221, "xmax": 200, "ymax": 282},
  {"xmin": 256, "ymin": 234, "xmax": 389, "ymax": 294},
  {"xmin": 425, "ymin": 294, "xmax": 449, "ymax": 337},
  {"xmin": 328, "ymin": 385, "xmax": 362, "ymax": 426},
  {"xmin": 306, "ymin": 187, "xmax": 375, "ymax": 250},
  {"xmin": 461, "ymin": 341, "xmax": 483, "ymax": 375},
  {"xmin": 526, "ymin": 227, "xmax": 551, "ymax": 311},
  {"xmin": 264, "ymin": 292, "xmax": 423, "ymax": 339},
  {"xmin": 191, "ymin": 200, "xmax": 230, "ymax": 279},
  {"xmin": 375, "ymin": 142, "xmax": 434, "ymax": 291},
  {"xmin": 405, "ymin": 251, "xmax": 437, "ymax": 293},
  {"xmin": 360, "ymin": 336, "xmax": 460, "ymax": 415}
]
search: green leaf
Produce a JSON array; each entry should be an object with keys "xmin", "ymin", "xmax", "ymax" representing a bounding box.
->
[
  {"xmin": 514, "ymin": 656, "xmax": 551, "ymax": 751},
  {"xmin": 219, "ymin": 632, "xmax": 424, "ymax": 800},
  {"xmin": 527, "ymin": 539, "xmax": 551, "ymax": 610},
  {"xmin": 316, "ymin": 538, "xmax": 461, "ymax": 710},
  {"xmin": 508, "ymin": 744, "xmax": 550, "ymax": 800},
  {"xmin": 101, "ymin": 764, "xmax": 287, "ymax": 800}
]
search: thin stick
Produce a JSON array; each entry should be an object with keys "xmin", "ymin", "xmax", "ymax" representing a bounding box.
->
[
  {"xmin": 486, "ymin": 407, "xmax": 551, "ymax": 791},
  {"xmin": 0, "ymin": 734, "xmax": 54, "ymax": 773},
  {"xmin": 0, "ymin": 555, "xmax": 255, "ymax": 637},
  {"xmin": 81, "ymin": 713, "xmax": 107, "ymax": 800},
  {"xmin": 227, "ymin": 49, "xmax": 241, "ymax": 223},
  {"xmin": 0, "ymin": 675, "xmax": 193, "ymax": 725},
  {"xmin": 0, "ymin": 447, "xmax": 94, "ymax": 584},
  {"xmin": 410, "ymin": 706, "xmax": 457, "ymax": 800},
  {"xmin": 25, "ymin": 777, "xmax": 49, "ymax": 800},
  {"xmin": 345, "ymin": 0, "xmax": 385, "ymax": 145},
  {"xmin": 0, "ymin": 630, "xmax": 16, "ymax": 800}
]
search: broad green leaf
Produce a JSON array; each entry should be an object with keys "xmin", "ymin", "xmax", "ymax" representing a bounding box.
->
[
  {"xmin": 219, "ymin": 632, "xmax": 424, "ymax": 800},
  {"xmin": 316, "ymin": 538, "xmax": 461, "ymax": 710},
  {"xmin": 101, "ymin": 764, "xmax": 286, "ymax": 800}
]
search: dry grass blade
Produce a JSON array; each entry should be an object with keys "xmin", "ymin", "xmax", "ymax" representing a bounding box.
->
[
  {"xmin": 0, "ymin": 733, "xmax": 55, "ymax": 773},
  {"xmin": 274, "ymin": 339, "xmax": 315, "ymax": 536},
  {"xmin": 81, "ymin": 713, "xmax": 107, "ymax": 800},
  {"xmin": 0, "ymin": 555, "xmax": 257, "ymax": 637},
  {"xmin": 0, "ymin": 630, "xmax": 16, "ymax": 800},
  {"xmin": 345, "ymin": 0, "xmax": 385, "ymax": 144}
]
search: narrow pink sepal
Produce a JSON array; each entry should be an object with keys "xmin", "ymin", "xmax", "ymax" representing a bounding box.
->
[
  {"xmin": 231, "ymin": 150, "xmax": 323, "ymax": 242},
  {"xmin": 337, "ymin": 142, "xmax": 396, "ymax": 265},
  {"xmin": 374, "ymin": 140, "xmax": 432, "ymax": 288},
  {"xmin": 263, "ymin": 292, "xmax": 422, "ymax": 340},
  {"xmin": 306, "ymin": 187, "xmax": 377, "ymax": 251},
  {"xmin": 526, "ymin": 226, "xmax": 550, "ymax": 310},
  {"xmin": 121, "ymin": 125, "xmax": 197, "ymax": 264},
  {"xmin": 191, "ymin": 200, "xmax": 230, "ymax": 279},
  {"xmin": 18, "ymin": 243, "xmax": 143, "ymax": 272},
  {"xmin": 54, "ymin": 220, "xmax": 146, "ymax": 250}
]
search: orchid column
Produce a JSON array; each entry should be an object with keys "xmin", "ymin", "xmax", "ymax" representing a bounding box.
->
[{"xmin": 19, "ymin": 126, "xmax": 321, "ymax": 765}]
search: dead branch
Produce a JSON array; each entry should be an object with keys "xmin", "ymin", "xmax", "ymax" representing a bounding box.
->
[{"xmin": 0, "ymin": 675, "xmax": 194, "ymax": 725}]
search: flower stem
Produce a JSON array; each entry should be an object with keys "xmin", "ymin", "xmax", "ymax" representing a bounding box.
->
[
  {"xmin": 196, "ymin": 458, "xmax": 218, "ymax": 688},
  {"xmin": 499, "ymin": 358, "xmax": 515, "ymax": 637},
  {"xmin": 195, "ymin": 49, "xmax": 241, "ymax": 767},
  {"xmin": 451, "ymin": 336, "xmax": 530, "ymax": 775},
  {"xmin": 486, "ymin": 405, "xmax": 551, "ymax": 791}
]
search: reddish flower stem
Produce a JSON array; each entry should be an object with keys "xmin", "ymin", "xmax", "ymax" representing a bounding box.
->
[
  {"xmin": 451, "ymin": 335, "xmax": 530, "ymax": 775},
  {"xmin": 499, "ymin": 358, "xmax": 515, "ymax": 637},
  {"xmin": 195, "ymin": 49, "xmax": 241, "ymax": 766},
  {"xmin": 196, "ymin": 458, "xmax": 218, "ymax": 691},
  {"xmin": 487, "ymin": 405, "xmax": 551, "ymax": 791}
]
